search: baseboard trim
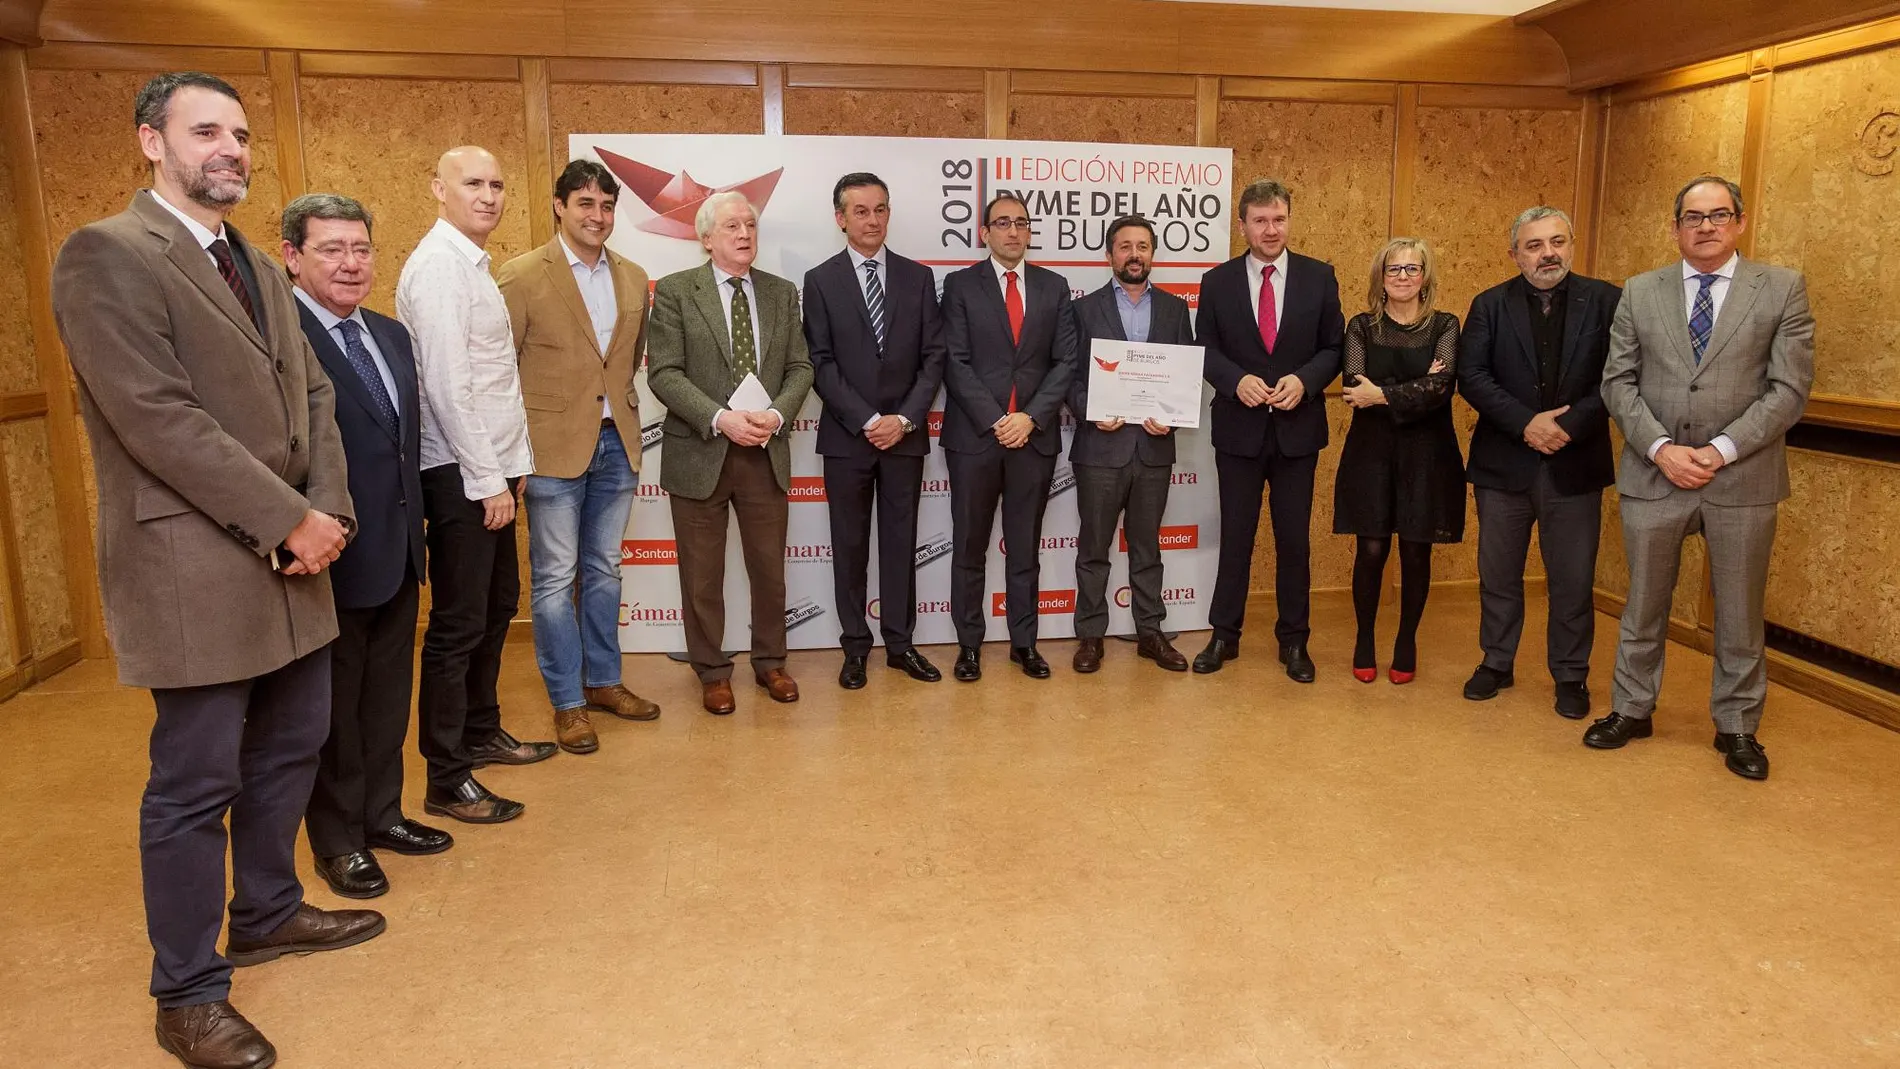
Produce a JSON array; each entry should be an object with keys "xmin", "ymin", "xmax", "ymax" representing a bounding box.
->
[{"xmin": 0, "ymin": 637, "xmax": 84, "ymax": 701}]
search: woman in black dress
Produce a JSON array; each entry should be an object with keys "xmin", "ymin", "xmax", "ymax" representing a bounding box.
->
[{"xmin": 1333, "ymin": 237, "xmax": 1465, "ymax": 684}]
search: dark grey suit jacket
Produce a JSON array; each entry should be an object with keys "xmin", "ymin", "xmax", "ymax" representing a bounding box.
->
[
  {"xmin": 939, "ymin": 259, "xmax": 1078, "ymax": 458},
  {"xmin": 1067, "ymin": 281, "xmax": 1194, "ymax": 467}
]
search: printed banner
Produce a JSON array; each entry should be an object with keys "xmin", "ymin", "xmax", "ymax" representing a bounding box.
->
[{"xmin": 572, "ymin": 134, "xmax": 1234, "ymax": 652}]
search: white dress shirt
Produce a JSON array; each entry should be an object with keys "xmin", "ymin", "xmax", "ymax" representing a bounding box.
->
[
  {"xmin": 854, "ymin": 244, "xmax": 891, "ymax": 431},
  {"xmin": 560, "ymin": 236, "xmax": 619, "ymax": 420},
  {"xmin": 1245, "ymin": 248, "xmax": 1288, "ymax": 335},
  {"xmin": 292, "ymin": 286, "xmax": 400, "ymax": 430},
  {"xmin": 396, "ymin": 217, "xmax": 534, "ymax": 500},
  {"xmin": 1647, "ymin": 253, "xmax": 1741, "ymax": 465},
  {"xmin": 147, "ymin": 188, "xmax": 225, "ymax": 265},
  {"xmin": 709, "ymin": 263, "xmax": 781, "ymax": 440},
  {"xmin": 990, "ymin": 255, "xmax": 1028, "ymax": 307}
]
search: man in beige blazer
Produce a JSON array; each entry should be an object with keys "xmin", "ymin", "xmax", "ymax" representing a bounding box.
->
[
  {"xmin": 51, "ymin": 72, "xmax": 383, "ymax": 1069},
  {"xmin": 500, "ymin": 159, "xmax": 660, "ymax": 754},
  {"xmin": 646, "ymin": 191, "xmax": 814, "ymax": 714},
  {"xmin": 1587, "ymin": 174, "xmax": 1814, "ymax": 780}
]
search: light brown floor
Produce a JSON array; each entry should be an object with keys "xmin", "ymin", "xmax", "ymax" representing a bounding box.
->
[{"xmin": 4, "ymin": 587, "xmax": 1899, "ymax": 1068}]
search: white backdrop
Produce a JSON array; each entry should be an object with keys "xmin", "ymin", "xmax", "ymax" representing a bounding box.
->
[{"xmin": 574, "ymin": 135, "xmax": 1234, "ymax": 652}]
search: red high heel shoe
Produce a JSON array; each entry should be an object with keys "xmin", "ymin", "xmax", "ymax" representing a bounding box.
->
[
  {"xmin": 1353, "ymin": 665, "xmax": 1377, "ymax": 683},
  {"xmin": 1388, "ymin": 667, "xmax": 1415, "ymax": 685}
]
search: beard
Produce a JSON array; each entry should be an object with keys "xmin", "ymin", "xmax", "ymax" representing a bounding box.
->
[
  {"xmin": 162, "ymin": 141, "xmax": 249, "ymax": 210},
  {"xmin": 1114, "ymin": 261, "xmax": 1149, "ymax": 285}
]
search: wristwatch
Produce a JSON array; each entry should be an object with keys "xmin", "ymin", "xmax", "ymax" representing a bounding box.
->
[{"xmin": 897, "ymin": 415, "xmax": 915, "ymax": 433}]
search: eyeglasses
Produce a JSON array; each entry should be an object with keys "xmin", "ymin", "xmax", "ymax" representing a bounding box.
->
[
  {"xmin": 1677, "ymin": 209, "xmax": 1738, "ymax": 228},
  {"xmin": 307, "ymin": 243, "xmax": 374, "ymax": 262},
  {"xmin": 1383, "ymin": 264, "xmax": 1424, "ymax": 278},
  {"xmin": 985, "ymin": 217, "xmax": 1033, "ymax": 231}
]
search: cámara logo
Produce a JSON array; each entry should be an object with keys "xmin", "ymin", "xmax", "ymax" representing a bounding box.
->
[
  {"xmin": 593, "ymin": 148, "xmax": 784, "ymax": 240},
  {"xmin": 785, "ymin": 543, "xmax": 834, "ymax": 562},
  {"xmin": 1113, "ymin": 585, "xmax": 1199, "ymax": 608},
  {"xmin": 868, "ymin": 598, "xmax": 951, "ymax": 621},
  {"xmin": 620, "ymin": 600, "xmax": 684, "ymax": 625}
]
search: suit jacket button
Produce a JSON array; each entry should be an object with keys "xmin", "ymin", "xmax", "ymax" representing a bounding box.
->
[
  {"xmin": 289, "ymin": 435, "xmax": 301, "ymax": 451},
  {"xmin": 276, "ymin": 359, "xmax": 287, "ymax": 373},
  {"xmin": 1689, "ymin": 384, "xmax": 1698, "ymax": 392},
  {"xmin": 398, "ymin": 498, "xmax": 407, "ymax": 507}
]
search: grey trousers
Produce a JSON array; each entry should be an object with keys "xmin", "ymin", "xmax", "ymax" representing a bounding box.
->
[
  {"xmin": 1474, "ymin": 467, "xmax": 1602, "ymax": 683},
  {"xmin": 1611, "ymin": 491, "xmax": 1778, "ymax": 733},
  {"xmin": 1074, "ymin": 460, "xmax": 1172, "ymax": 638}
]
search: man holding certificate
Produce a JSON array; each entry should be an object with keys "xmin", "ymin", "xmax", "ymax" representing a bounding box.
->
[{"xmin": 1069, "ymin": 216, "xmax": 1196, "ymax": 674}]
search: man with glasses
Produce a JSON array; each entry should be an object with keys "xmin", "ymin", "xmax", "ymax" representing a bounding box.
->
[
  {"xmin": 284, "ymin": 193, "xmax": 453, "ymax": 900},
  {"xmin": 1586, "ymin": 174, "xmax": 1814, "ymax": 780},
  {"xmin": 940, "ymin": 194, "xmax": 1079, "ymax": 681}
]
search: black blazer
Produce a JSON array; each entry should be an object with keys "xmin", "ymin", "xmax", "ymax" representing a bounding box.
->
[
  {"xmin": 1457, "ymin": 273, "xmax": 1621, "ymax": 496},
  {"xmin": 1197, "ymin": 252, "xmax": 1345, "ymax": 460},
  {"xmin": 298, "ymin": 301, "xmax": 425, "ymax": 609},
  {"xmin": 939, "ymin": 259, "xmax": 1078, "ymax": 457},
  {"xmin": 803, "ymin": 248, "xmax": 947, "ymax": 459},
  {"xmin": 1067, "ymin": 281, "xmax": 1194, "ymax": 467}
]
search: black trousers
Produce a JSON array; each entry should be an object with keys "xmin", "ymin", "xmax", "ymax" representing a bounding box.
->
[
  {"xmin": 825, "ymin": 451, "xmax": 926, "ymax": 657},
  {"xmin": 1475, "ymin": 465, "xmax": 1603, "ymax": 682},
  {"xmin": 1209, "ymin": 443, "xmax": 1318, "ymax": 646},
  {"xmin": 306, "ymin": 574, "xmax": 419, "ymax": 857},
  {"xmin": 946, "ymin": 446, "xmax": 1057, "ymax": 648},
  {"xmin": 144, "ymin": 646, "xmax": 331, "ymax": 1008},
  {"xmin": 419, "ymin": 464, "xmax": 518, "ymax": 790},
  {"xmin": 1074, "ymin": 460, "xmax": 1172, "ymax": 639}
]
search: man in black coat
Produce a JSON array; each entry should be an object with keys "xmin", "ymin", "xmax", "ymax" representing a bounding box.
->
[
  {"xmin": 805, "ymin": 173, "xmax": 947, "ymax": 690},
  {"xmin": 283, "ymin": 194, "xmax": 452, "ymax": 900},
  {"xmin": 1068, "ymin": 216, "xmax": 1194, "ymax": 674},
  {"xmin": 1193, "ymin": 179, "xmax": 1345, "ymax": 681},
  {"xmin": 1456, "ymin": 206, "xmax": 1621, "ymax": 718},
  {"xmin": 939, "ymin": 193, "xmax": 1079, "ymax": 681}
]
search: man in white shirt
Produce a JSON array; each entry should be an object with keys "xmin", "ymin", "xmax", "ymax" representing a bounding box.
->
[
  {"xmin": 396, "ymin": 145, "xmax": 555, "ymax": 825},
  {"xmin": 499, "ymin": 159, "xmax": 659, "ymax": 756}
]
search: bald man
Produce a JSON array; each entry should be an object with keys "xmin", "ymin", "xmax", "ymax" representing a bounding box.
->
[{"xmin": 396, "ymin": 146, "xmax": 555, "ymax": 825}]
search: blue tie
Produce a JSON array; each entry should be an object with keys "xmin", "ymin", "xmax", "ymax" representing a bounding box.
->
[
  {"xmin": 1688, "ymin": 273, "xmax": 1718, "ymax": 364},
  {"xmin": 335, "ymin": 319, "xmax": 399, "ymax": 432}
]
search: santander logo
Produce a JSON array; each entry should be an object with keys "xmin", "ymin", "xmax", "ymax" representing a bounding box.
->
[
  {"xmin": 788, "ymin": 476, "xmax": 827, "ymax": 502},
  {"xmin": 992, "ymin": 590, "xmax": 1077, "ymax": 616},
  {"xmin": 1119, "ymin": 525, "xmax": 1200, "ymax": 552},
  {"xmin": 592, "ymin": 148, "xmax": 783, "ymax": 240},
  {"xmin": 620, "ymin": 539, "xmax": 677, "ymax": 566}
]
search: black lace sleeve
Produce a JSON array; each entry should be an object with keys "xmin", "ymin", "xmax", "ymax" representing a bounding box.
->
[
  {"xmin": 1384, "ymin": 313, "xmax": 1459, "ymax": 423},
  {"xmin": 1343, "ymin": 313, "xmax": 1369, "ymax": 383}
]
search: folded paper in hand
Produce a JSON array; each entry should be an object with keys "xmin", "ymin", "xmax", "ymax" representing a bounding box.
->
[{"xmin": 727, "ymin": 372, "xmax": 773, "ymax": 414}]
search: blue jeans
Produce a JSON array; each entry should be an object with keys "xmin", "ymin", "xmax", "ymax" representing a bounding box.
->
[{"xmin": 524, "ymin": 426, "xmax": 637, "ymax": 711}]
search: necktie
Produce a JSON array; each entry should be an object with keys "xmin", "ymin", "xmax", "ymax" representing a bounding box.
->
[
  {"xmin": 1536, "ymin": 289, "xmax": 1555, "ymax": 316},
  {"xmin": 1688, "ymin": 273, "xmax": 1718, "ymax": 364},
  {"xmin": 335, "ymin": 320, "xmax": 399, "ymax": 432},
  {"xmin": 1257, "ymin": 263, "xmax": 1278, "ymax": 354},
  {"xmin": 728, "ymin": 276, "xmax": 757, "ymax": 386},
  {"xmin": 863, "ymin": 259, "xmax": 887, "ymax": 352},
  {"xmin": 1004, "ymin": 269, "xmax": 1024, "ymax": 412},
  {"xmin": 207, "ymin": 238, "xmax": 258, "ymax": 329}
]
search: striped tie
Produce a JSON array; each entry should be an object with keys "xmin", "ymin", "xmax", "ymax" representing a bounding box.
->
[
  {"xmin": 1688, "ymin": 273, "xmax": 1718, "ymax": 364},
  {"xmin": 863, "ymin": 258, "xmax": 887, "ymax": 352},
  {"xmin": 207, "ymin": 238, "xmax": 258, "ymax": 330}
]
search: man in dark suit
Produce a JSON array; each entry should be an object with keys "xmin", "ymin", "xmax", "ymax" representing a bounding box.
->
[
  {"xmin": 1194, "ymin": 179, "xmax": 1345, "ymax": 681},
  {"xmin": 646, "ymin": 191, "xmax": 814, "ymax": 714},
  {"xmin": 1069, "ymin": 216, "xmax": 1193, "ymax": 674},
  {"xmin": 804, "ymin": 172, "xmax": 947, "ymax": 690},
  {"xmin": 52, "ymin": 73, "xmax": 383, "ymax": 1069},
  {"xmin": 939, "ymin": 193, "xmax": 1079, "ymax": 681},
  {"xmin": 282, "ymin": 193, "xmax": 453, "ymax": 901},
  {"xmin": 1457, "ymin": 206, "xmax": 1621, "ymax": 719}
]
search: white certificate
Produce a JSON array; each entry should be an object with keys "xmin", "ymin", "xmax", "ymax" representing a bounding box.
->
[{"xmin": 1084, "ymin": 338, "xmax": 1205, "ymax": 428}]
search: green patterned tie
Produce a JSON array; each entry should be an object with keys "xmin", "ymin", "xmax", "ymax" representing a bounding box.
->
[{"xmin": 728, "ymin": 276, "xmax": 757, "ymax": 387}]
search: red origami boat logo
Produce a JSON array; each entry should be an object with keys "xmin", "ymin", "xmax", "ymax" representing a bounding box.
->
[
  {"xmin": 1093, "ymin": 356, "xmax": 1121, "ymax": 372},
  {"xmin": 593, "ymin": 147, "xmax": 785, "ymax": 240}
]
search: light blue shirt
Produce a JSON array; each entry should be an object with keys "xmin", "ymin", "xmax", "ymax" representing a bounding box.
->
[
  {"xmin": 561, "ymin": 236, "xmax": 620, "ymax": 419},
  {"xmin": 294, "ymin": 285, "xmax": 401, "ymax": 431},
  {"xmin": 1646, "ymin": 254, "xmax": 1740, "ymax": 466},
  {"xmin": 1114, "ymin": 282, "xmax": 1153, "ymax": 344}
]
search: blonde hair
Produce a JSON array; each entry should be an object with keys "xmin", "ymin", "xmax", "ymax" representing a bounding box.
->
[{"xmin": 1366, "ymin": 237, "xmax": 1437, "ymax": 323}]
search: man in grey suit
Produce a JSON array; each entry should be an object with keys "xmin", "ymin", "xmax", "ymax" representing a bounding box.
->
[
  {"xmin": 646, "ymin": 191, "xmax": 814, "ymax": 715},
  {"xmin": 1069, "ymin": 216, "xmax": 1193, "ymax": 674},
  {"xmin": 52, "ymin": 72, "xmax": 383, "ymax": 1069},
  {"xmin": 1587, "ymin": 174, "xmax": 1814, "ymax": 780}
]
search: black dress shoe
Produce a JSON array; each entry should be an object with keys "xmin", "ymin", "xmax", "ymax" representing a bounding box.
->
[
  {"xmin": 953, "ymin": 645, "xmax": 982, "ymax": 682},
  {"xmin": 1278, "ymin": 643, "xmax": 1316, "ymax": 684},
  {"xmin": 1463, "ymin": 664, "xmax": 1515, "ymax": 701},
  {"xmin": 1554, "ymin": 681, "xmax": 1591, "ymax": 720},
  {"xmin": 1192, "ymin": 638, "xmax": 1237, "ymax": 674},
  {"xmin": 1010, "ymin": 645, "xmax": 1051, "ymax": 678},
  {"xmin": 366, "ymin": 819, "xmax": 453, "ymax": 856},
  {"xmin": 313, "ymin": 851, "xmax": 388, "ymax": 900},
  {"xmin": 1714, "ymin": 732, "xmax": 1769, "ymax": 780},
  {"xmin": 839, "ymin": 655, "xmax": 868, "ymax": 690},
  {"xmin": 468, "ymin": 728, "xmax": 558, "ymax": 769},
  {"xmin": 1583, "ymin": 712, "xmax": 1653, "ymax": 749},
  {"xmin": 423, "ymin": 777, "xmax": 525, "ymax": 824},
  {"xmin": 886, "ymin": 647, "xmax": 942, "ymax": 682}
]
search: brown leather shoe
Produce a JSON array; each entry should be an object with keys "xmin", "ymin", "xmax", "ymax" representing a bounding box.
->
[
  {"xmin": 224, "ymin": 902, "xmax": 386, "ymax": 967},
  {"xmin": 554, "ymin": 707, "xmax": 598, "ymax": 754},
  {"xmin": 1072, "ymin": 638, "xmax": 1104, "ymax": 673},
  {"xmin": 702, "ymin": 678, "xmax": 736, "ymax": 715},
  {"xmin": 1137, "ymin": 632, "xmax": 1189, "ymax": 672},
  {"xmin": 155, "ymin": 1001, "xmax": 276, "ymax": 1069},
  {"xmin": 756, "ymin": 668, "xmax": 800, "ymax": 703},
  {"xmin": 467, "ymin": 728, "xmax": 559, "ymax": 768},
  {"xmin": 423, "ymin": 777, "xmax": 524, "ymax": 824},
  {"xmin": 584, "ymin": 683, "xmax": 661, "ymax": 721}
]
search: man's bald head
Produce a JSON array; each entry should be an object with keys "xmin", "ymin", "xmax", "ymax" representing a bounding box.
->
[{"xmin": 431, "ymin": 144, "xmax": 505, "ymax": 246}]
